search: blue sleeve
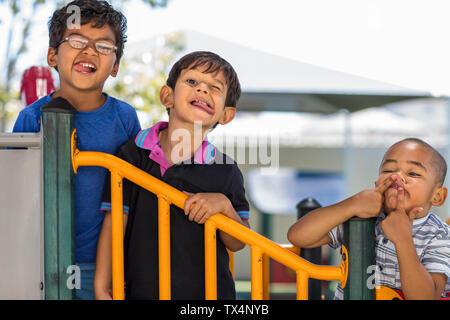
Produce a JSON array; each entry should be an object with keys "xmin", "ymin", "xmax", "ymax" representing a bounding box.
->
[
  {"xmin": 118, "ymin": 102, "xmax": 141, "ymax": 139},
  {"xmin": 128, "ymin": 110, "xmax": 141, "ymax": 138},
  {"xmin": 12, "ymin": 108, "xmax": 41, "ymax": 133}
]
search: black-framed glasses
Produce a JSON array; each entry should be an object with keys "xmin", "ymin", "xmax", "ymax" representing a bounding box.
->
[{"xmin": 56, "ymin": 34, "xmax": 117, "ymax": 55}]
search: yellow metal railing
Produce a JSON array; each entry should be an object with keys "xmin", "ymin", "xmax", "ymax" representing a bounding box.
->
[{"xmin": 71, "ymin": 130, "xmax": 348, "ymax": 300}]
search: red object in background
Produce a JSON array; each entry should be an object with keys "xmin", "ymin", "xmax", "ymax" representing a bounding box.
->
[
  {"xmin": 20, "ymin": 66, "xmax": 55, "ymax": 107},
  {"xmin": 270, "ymin": 260, "xmax": 296, "ymax": 283}
]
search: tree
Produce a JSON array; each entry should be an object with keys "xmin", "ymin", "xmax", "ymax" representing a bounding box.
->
[
  {"xmin": 0, "ymin": 0, "xmax": 169, "ymax": 132},
  {"xmin": 0, "ymin": 0, "xmax": 49, "ymax": 131},
  {"xmin": 107, "ymin": 32, "xmax": 184, "ymax": 127}
]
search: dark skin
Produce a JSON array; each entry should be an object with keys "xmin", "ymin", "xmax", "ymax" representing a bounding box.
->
[{"xmin": 288, "ymin": 141, "xmax": 448, "ymax": 299}]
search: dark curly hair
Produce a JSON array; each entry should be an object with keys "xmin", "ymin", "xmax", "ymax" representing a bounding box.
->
[
  {"xmin": 166, "ymin": 51, "xmax": 241, "ymax": 108},
  {"xmin": 48, "ymin": 0, "xmax": 127, "ymax": 61}
]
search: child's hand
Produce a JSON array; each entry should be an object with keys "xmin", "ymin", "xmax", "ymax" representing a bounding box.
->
[
  {"xmin": 380, "ymin": 187, "xmax": 423, "ymax": 245},
  {"xmin": 95, "ymin": 288, "xmax": 113, "ymax": 300},
  {"xmin": 382, "ymin": 174, "xmax": 404, "ymax": 215},
  {"xmin": 350, "ymin": 175, "xmax": 395, "ymax": 219},
  {"xmin": 183, "ymin": 192, "xmax": 233, "ymax": 224}
]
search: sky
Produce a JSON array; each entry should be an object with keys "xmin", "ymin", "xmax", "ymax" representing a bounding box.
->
[
  {"xmin": 2, "ymin": 0, "xmax": 450, "ymax": 96},
  {"xmin": 124, "ymin": 0, "xmax": 450, "ymax": 96}
]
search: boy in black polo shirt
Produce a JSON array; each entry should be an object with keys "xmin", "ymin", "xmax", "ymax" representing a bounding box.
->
[{"xmin": 95, "ymin": 51, "xmax": 250, "ymax": 299}]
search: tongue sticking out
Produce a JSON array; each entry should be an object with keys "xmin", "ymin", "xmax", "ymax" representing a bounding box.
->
[
  {"xmin": 74, "ymin": 63, "xmax": 96, "ymax": 74},
  {"xmin": 191, "ymin": 100, "xmax": 215, "ymax": 114}
]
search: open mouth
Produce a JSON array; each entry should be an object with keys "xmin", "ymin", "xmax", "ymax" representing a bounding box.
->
[
  {"xmin": 74, "ymin": 61, "xmax": 97, "ymax": 74},
  {"xmin": 190, "ymin": 98, "xmax": 215, "ymax": 115},
  {"xmin": 390, "ymin": 181, "xmax": 404, "ymax": 190},
  {"xmin": 388, "ymin": 174, "xmax": 405, "ymax": 190}
]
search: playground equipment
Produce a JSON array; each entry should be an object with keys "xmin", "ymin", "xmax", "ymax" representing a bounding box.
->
[
  {"xmin": 20, "ymin": 66, "xmax": 55, "ymax": 107},
  {"xmin": 0, "ymin": 100, "xmax": 76, "ymax": 299},
  {"xmin": 0, "ymin": 132, "xmax": 42, "ymax": 299},
  {"xmin": 71, "ymin": 129, "xmax": 348, "ymax": 300},
  {"xmin": 4, "ymin": 105, "xmax": 441, "ymax": 300}
]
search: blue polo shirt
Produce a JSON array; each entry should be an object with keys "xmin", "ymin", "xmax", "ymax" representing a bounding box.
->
[
  {"xmin": 13, "ymin": 93, "xmax": 141, "ymax": 263},
  {"xmin": 101, "ymin": 121, "xmax": 250, "ymax": 299}
]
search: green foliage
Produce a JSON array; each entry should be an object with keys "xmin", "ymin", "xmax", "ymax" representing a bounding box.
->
[
  {"xmin": 141, "ymin": 0, "xmax": 168, "ymax": 7},
  {"xmin": 0, "ymin": 0, "xmax": 171, "ymax": 131},
  {"xmin": 108, "ymin": 32, "xmax": 185, "ymax": 127}
]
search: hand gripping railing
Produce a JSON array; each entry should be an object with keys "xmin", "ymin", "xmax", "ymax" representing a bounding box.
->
[{"xmin": 71, "ymin": 130, "xmax": 348, "ymax": 300}]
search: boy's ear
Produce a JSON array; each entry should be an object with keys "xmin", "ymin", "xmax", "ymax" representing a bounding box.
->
[
  {"xmin": 217, "ymin": 106, "xmax": 236, "ymax": 125},
  {"xmin": 160, "ymin": 85, "xmax": 174, "ymax": 109},
  {"xmin": 47, "ymin": 47, "xmax": 58, "ymax": 69},
  {"xmin": 431, "ymin": 186, "xmax": 447, "ymax": 207},
  {"xmin": 110, "ymin": 60, "xmax": 120, "ymax": 77}
]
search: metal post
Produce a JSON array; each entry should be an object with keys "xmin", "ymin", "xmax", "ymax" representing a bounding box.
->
[
  {"xmin": 296, "ymin": 198, "xmax": 322, "ymax": 300},
  {"xmin": 341, "ymin": 109, "xmax": 352, "ymax": 199},
  {"xmin": 41, "ymin": 97, "xmax": 76, "ymax": 300},
  {"xmin": 343, "ymin": 217, "xmax": 376, "ymax": 300},
  {"xmin": 446, "ymin": 98, "xmax": 450, "ymax": 219}
]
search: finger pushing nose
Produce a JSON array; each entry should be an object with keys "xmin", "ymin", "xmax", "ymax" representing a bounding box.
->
[{"xmin": 392, "ymin": 173, "xmax": 406, "ymax": 185}]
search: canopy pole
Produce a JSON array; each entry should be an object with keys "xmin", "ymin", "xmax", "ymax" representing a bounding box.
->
[{"xmin": 341, "ymin": 109, "xmax": 352, "ymax": 198}]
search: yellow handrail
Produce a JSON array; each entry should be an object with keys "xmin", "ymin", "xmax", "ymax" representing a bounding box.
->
[{"xmin": 71, "ymin": 130, "xmax": 348, "ymax": 300}]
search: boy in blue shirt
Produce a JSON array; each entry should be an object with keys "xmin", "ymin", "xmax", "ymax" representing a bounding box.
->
[
  {"xmin": 13, "ymin": 0, "xmax": 141, "ymax": 299},
  {"xmin": 95, "ymin": 51, "xmax": 250, "ymax": 299}
]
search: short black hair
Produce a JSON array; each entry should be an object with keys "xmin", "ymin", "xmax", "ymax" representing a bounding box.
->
[
  {"xmin": 383, "ymin": 138, "xmax": 447, "ymax": 185},
  {"xmin": 48, "ymin": 0, "xmax": 127, "ymax": 61},
  {"xmin": 166, "ymin": 51, "xmax": 241, "ymax": 108}
]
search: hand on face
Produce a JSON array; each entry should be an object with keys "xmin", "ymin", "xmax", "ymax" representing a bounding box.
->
[
  {"xmin": 383, "ymin": 174, "xmax": 404, "ymax": 214},
  {"xmin": 379, "ymin": 185, "xmax": 424, "ymax": 244},
  {"xmin": 350, "ymin": 175, "xmax": 395, "ymax": 219}
]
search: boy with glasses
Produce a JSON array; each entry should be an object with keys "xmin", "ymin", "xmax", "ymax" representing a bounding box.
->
[{"xmin": 13, "ymin": 0, "xmax": 141, "ymax": 299}]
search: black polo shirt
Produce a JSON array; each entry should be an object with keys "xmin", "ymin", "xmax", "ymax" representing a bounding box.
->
[{"xmin": 101, "ymin": 124, "xmax": 250, "ymax": 300}]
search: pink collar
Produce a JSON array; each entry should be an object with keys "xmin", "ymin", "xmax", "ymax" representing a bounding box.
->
[{"xmin": 134, "ymin": 121, "xmax": 216, "ymax": 176}]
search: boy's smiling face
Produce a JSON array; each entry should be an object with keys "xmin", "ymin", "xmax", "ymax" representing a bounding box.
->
[
  {"xmin": 161, "ymin": 64, "xmax": 236, "ymax": 129},
  {"xmin": 47, "ymin": 22, "xmax": 119, "ymax": 94},
  {"xmin": 376, "ymin": 141, "xmax": 447, "ymax": 217}
]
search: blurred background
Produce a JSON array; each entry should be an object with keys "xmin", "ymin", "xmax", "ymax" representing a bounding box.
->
[{"xmin": 2, "ymin": 0, "xmax": 450, "ymax": 299}]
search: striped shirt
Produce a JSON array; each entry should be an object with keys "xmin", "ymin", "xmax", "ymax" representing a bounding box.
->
[{"xmin": 328, "ymin": 211, "xmax": 450, "ymax": 299}]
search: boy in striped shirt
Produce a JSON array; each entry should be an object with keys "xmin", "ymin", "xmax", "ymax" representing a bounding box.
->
[{"xmin": 288, "ymin": 138, "xmax": 450, "ymax": 299}]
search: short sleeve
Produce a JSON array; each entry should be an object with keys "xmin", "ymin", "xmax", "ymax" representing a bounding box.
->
[
  {"xmin": 100, "ymin": 139, "xmax": 139, "ymax": 216},
  {"xmin": 421, "ymin": 230, "xmax": 450, "ymax": 296},
  {"xmin": 328, "ymin": 224, "xmax": 344, "ymax": 250},
  {"xmin": 125, "ymin": 108, "xmax": 141, "ymax": 139},
  {"xmin": 227, "ymin": 165, "xmax": 250, "ymax": 220},
  {"xmin": 12, "ymin": 108, "xmax": 40, "ymax": 133},
  {"xmin": 130, "ymin": 113, "xmax": 141, "ymax": 139}
]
